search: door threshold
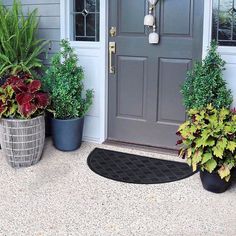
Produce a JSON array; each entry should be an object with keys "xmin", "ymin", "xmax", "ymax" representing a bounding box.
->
[{"xmin": 103, "ymin": 140, "xmax": 178, "ymax": 156}]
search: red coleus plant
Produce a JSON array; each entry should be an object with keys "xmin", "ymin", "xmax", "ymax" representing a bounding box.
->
[{"xmin": 0, "ymin": 74, "xmax": 50, "ymax": 118}]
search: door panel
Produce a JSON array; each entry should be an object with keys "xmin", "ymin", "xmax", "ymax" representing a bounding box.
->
[
  {"xmin": 162, "ymin": 0, "xmax": 193, "ymax": 36},
  {"xmin": 119, "ymin": 0, "xmax": 146, "ymax": 34},
  {"xmin": 158, "ymin": 58, "xmax": 191, "ymax": 124},
  {"xmin": 108, "ymin": 0, "xmax": 203, "ymax": 149},
  {"xmin": 117, "ymin": 56, "xmax": 147, "ymax": 119}
]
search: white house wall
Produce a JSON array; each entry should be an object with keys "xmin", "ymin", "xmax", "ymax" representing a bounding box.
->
[
  {"xmin": 221, "ymin": 54, "xmax": 236, "ymax": 108},
  {"xmin": 203, "ymin": 0, "xmax": 236, "ymax": 108},
  {"xmin": 71, "ymin": 46, "xmax": 106, "ymax": 143}
]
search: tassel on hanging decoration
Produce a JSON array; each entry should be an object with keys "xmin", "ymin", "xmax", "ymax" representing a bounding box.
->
[
  {"xmin": 149, "ymin": 25, "xmax": 159, "ymax": 44},
  {"xmin": 144, "ymin": 6, "xmax": 155, "ymax": 26},
  {"xmin": 148, "ymin": 0, "xmax": 158, "ymax": 4},
  {"xmin": 144, "ymin": 0, "xmax": 156, "ymax": 26},
  {"xmin": 144, "ymin": 0, "xmax": 160, "ymax": 45}
]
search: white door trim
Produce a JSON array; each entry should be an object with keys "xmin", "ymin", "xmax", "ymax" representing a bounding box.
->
[
  {"xmin": 60, "ymin": 0, "xmax": 108, "ymax": 143},
  {"xmin": 202, "ymin": 0, "xmax": 212, "ymax": 58}
]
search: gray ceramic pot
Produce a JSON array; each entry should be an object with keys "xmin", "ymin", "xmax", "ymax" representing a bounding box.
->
[
  {"xmin": 51, "ymin": 117, "xmax": 84, "ymax": 151},
  {"xmin": 0, "ymin": 116, "xmax": 45, "ymax": 168}
]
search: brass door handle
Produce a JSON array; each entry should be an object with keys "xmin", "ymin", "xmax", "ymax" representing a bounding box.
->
[{"xmin": 109, "ymin": 42, "xmax": 116, "ymax": 74}]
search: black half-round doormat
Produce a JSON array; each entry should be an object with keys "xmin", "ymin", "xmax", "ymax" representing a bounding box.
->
[{"xmin": 87, "ymin": 148, "xmax": 196, "ymax": 184}]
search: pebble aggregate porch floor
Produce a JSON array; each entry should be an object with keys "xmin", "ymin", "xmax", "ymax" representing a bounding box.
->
[{"xmin": 0, "ymin": 138, "xmax": 235, "ymax": 236}]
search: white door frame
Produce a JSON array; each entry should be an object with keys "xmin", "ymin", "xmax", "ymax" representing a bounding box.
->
[
  {"xmin": 202, "ymin": 0, "xmax": 212, "ymax": 58},
  {"xmin": 60, "ymin": 0, "xmax": 108, "ymax": 143},
  {"xmin": 60, "ymin": 0, "xmax": 217, "ymax": 143}
]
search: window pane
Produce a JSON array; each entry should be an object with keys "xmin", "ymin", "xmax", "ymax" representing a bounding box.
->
[
  {"xmin": 75, "ymin": 0, "xmax": 84, "ymax": 12},
  {"xmin": 212, "ymin": 0, "xmax": 236, "ymax": 46},
  {"xmin": 75, "ymin": 14, "xmax": 84, "ymax": 36},
  {"xmin": 73, "ymin": 0, "xmax": 100, "ymax": 42},
  {"xmin": 86, "ymin": 0, "xmax": 96, "ymax": 12}
]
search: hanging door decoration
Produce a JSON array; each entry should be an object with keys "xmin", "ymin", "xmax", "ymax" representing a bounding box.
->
[{"xmin": 144, "ymin": 0, "xmax": 160, "ymax": 44}]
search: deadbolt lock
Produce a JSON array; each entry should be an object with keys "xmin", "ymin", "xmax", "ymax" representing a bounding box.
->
[{"xmin": 110, "ymin": 26, "xmax": 117, "ymax": 37}]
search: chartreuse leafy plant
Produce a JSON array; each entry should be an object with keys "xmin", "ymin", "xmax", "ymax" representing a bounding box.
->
[
  {"xmin": 41, "ymin": 40, "xmax": 94, "ymax": 119},
  {"xmin": 0, "ymin": 0, "xmax": 48, "ymax": 77},
  {"xmin": 0, "ymin": 74, "xmax": 50, "ymax": 118},
  {"xmin": 177, "ymin": 104, "xmax": 236, "ymax": 181},
  {"xmin": 181, "ymin": 41, "xmax": 233, "ymax": 110}
]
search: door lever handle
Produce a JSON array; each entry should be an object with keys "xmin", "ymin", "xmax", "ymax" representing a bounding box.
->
[{"xmin": 109, "ymin": 42, "xmax": 116, "ymax": 74}]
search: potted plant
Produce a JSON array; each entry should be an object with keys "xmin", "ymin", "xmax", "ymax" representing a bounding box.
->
[
  {"xmin": 0, "ymin": 0, "xmax": 48, "ymax": 82},
  {"xmin": 181, "ymin": 41, "xmax": 233, "ymax": 110},
  {"xmin": 177, "ymin": 105, "xmax": 236, "ymax": 193},
  {"xmin": 41, "ymin": 40, "xmax": 94, "ymax": 151},
  {"xmin": 0, "ymin": 73, "xmax": 50, "ymax": 168}
]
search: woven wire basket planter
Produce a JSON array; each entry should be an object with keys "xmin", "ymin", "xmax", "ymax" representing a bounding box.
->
[{"xmin": 0, "ymin": 115, "xmax": 45, "ymax": 168}]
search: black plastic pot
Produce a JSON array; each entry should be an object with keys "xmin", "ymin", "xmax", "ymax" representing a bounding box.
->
[
  {"xmin": 200, "ymin": 170, "xmax": 231, "ymax": 193},
  {"xmin": 45, "ymin": 112, "xmax": 53, "ymax": 137},
  {"xmin": 0, "ymin": 76, "xmax": 8, "ymax": 150},
  {"xmin": 51, "ymin": 117, "xmax": 84, "ymax": 151},
  {"xmin": 0, "ymin": 75, "xmax": 8, "ymax": 86},
  {"xmin": 232, "ymin": 167, "xmax": 236, "ymax": 179}
]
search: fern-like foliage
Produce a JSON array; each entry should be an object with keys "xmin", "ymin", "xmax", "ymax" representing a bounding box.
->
[
  {"xmin": 0, "ymin": 0, "xmax": 48, "ymax": 77},
  {"xmin": 41, "ymin": 40, "xmax": 94, "ymax": 119},
  {"xmin": 181, "ymin": 41, "xmax": 233, "ymax": 110}
]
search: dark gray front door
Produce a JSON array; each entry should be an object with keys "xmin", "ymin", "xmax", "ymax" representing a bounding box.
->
[{"xmin": 108, "ymin": 0, "xmax": 203, "ymax": 149}]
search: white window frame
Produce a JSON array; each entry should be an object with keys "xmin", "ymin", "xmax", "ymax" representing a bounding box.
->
[
  {"xmin": 203, "ymin": 0, "xmax": 236, "ymax": 58},
  {"xmin": 60, "ymin": 0, "xmax": 106, "ymax": 49}
]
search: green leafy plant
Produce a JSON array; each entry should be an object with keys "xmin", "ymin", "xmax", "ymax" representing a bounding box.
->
[
  {"xmin": 181, "ymin": 41, "xmax": 233, "ymax": 110},
  {"xmin": 0, "ymin": 74, "xmax": 50, "ymax": 118},
  {"xmin": 177, "ymin": 104, "xmax": 236, "ymax": 181},
  {"xmin": 0, "ymin": 0, "xmax": 48, "ymax": 77},
  {"xmin": 41, "ymin": 40, "xmax": 94, "ymax": 119}
]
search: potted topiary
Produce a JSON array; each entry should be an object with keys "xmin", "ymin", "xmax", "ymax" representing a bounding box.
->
[
  {"xmin": 181, "ymin": 41, "xmax": 233, "ymax": 110},
  {"xmin": 0, "ymin": 73, "xmax": 50, "ymax": 168},
  {"xmin": 42, "ymin": 40, "xmax": 94, "ymax": 151},
  {"xmin": 177, "ymin": 105, "xmax": 236, "ymax": 193}
]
